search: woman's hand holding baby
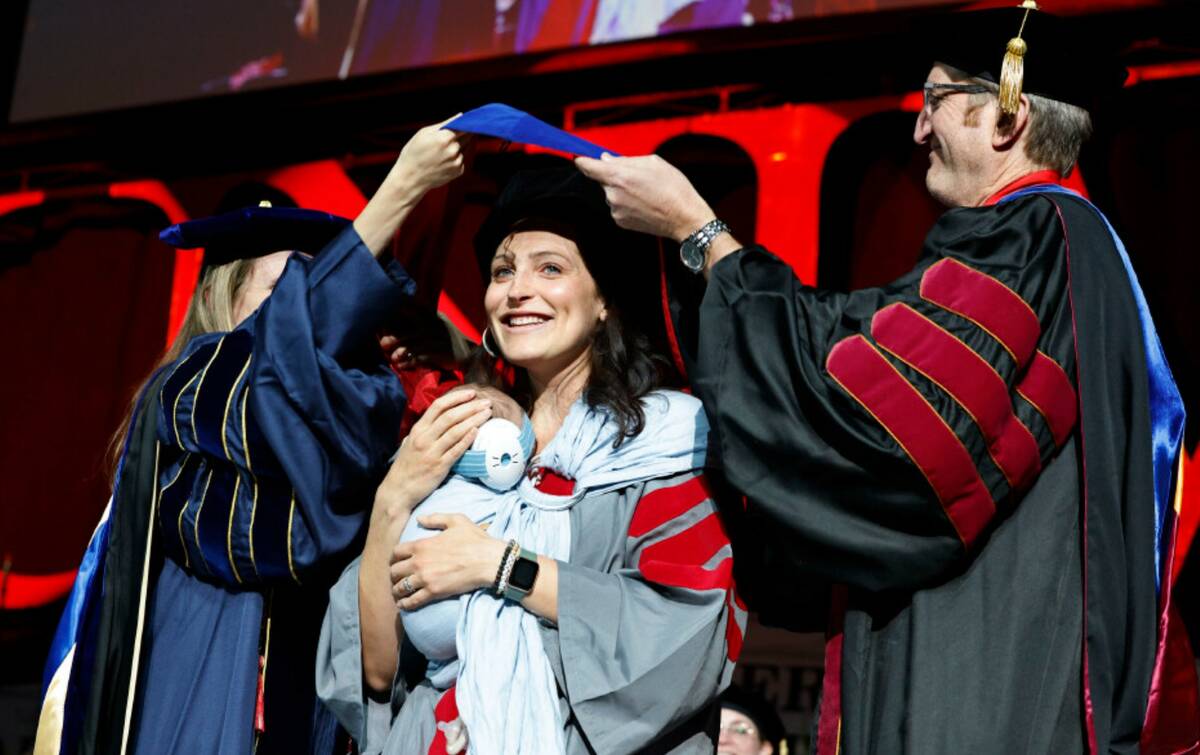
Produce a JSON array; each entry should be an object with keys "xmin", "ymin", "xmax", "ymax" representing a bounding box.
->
[
  {"xmin": 389, "ymin": 514, "xmax": 507, "ymax": 609},
  {"xmin": 376, "ymin": 389, "xmax": 492, "ymax": 523}
]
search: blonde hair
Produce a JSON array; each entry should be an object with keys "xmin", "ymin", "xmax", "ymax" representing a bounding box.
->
[{"xmin": 106, "ymin": 258, "xmax": 255, "ymax": 480}]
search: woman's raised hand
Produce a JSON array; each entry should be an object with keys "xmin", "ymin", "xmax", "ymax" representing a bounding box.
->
[
  {"xmin": 392, "ymin": 117, "xmax": 471, "ymax": 196},
  {"xmin": 353, "ymin": 116, "xmax": 471, "ymax": 258},
  {"xmin": 375, "ymin": 389, "xmax": 492, "ymax": 516}
]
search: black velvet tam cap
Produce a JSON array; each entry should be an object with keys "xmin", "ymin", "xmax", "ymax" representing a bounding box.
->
[
  {"xmin": 159, "ymin": 205, "xmax": 351, "ymax": 269},
  {"xmin": 472, "ymin": 167, "xmax": 670, "ymax": 356},
  {"xmin": 473, "ymin": 168, "xmax": 630, "ymax": 281},
  {"xmin": 929, "ymin": 5, "xmax": 1127, "ymax": 110}
]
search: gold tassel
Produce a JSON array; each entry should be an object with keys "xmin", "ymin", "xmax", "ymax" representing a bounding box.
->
[{"xmin": 999, "ymin": 1, "xmax": 1038, "ymax": 117}]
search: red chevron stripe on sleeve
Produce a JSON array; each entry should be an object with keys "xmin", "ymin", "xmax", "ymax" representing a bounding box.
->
[
  {"xmin": 1017, "ymin": 352, "xmax": 1079, "ymax": 448},
  {"xmin": 920, "ymin": 258, "xmax": 1041, "ymax": 368},
  {"xmin": 628, "ymin": 475, "xmax": 712, "ymax": 538},
  {"xmin": 827, "ymin": 335, "xmax": 996, "ymax": 546},
  {"xmin": 872, "ymin": 303, "xmax": 1043, "ymax": 492},
  {"xmin": 637, "ymin": 513, "xmax": 733, "ymax": 591}
]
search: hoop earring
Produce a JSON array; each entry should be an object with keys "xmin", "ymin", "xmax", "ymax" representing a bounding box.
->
[{"xmin": 481, "ymin": 327, "xmax": 498, "ymax": 358}]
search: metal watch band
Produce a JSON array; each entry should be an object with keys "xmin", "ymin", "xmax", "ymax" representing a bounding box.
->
[
  {"xmin": 493, "ymin": 540, "xmax": 520, "ymax": 596},
  {"xmin": 690, "ymin": 218, "xmax": 729, "ymax": 250},
  {"xmin": 680, "ymin": 218, "xmax": 730, "ymax": 272}
]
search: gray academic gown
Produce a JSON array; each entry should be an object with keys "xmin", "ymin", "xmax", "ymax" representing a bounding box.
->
[{"xmin": 316, "ymin": 470, "xmax": 743, "ymax": 754}]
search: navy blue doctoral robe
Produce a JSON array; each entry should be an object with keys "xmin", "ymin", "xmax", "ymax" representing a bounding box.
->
[{"xmin": 129, "ymin": 226, "xmax": 413, "ymax": 754}]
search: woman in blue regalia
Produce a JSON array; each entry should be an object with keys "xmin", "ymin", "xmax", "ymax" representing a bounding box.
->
[{"xmin": 36, "ymin": 121, "xmax": 470, "ymax": 755}]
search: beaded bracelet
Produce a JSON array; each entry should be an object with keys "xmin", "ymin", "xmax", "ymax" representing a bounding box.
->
[
  {"xmin": 492, "ymin": 539, "xmax": 518, "ymax": 595},
  {"xmin": 495, "ymin": 540, "xmax": 522, "ymax": 597}
]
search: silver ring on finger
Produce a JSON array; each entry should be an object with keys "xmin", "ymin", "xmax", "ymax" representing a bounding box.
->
[{"xmin": 402, "ymin": 575, "xmax": 416, "ymax": 596}]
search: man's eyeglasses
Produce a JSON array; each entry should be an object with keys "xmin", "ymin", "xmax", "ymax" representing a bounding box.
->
[
  {"xmin": 922, "ymin": 82, "xmax": 991, "ymax": 114},
  {"xmin": 719, "ymin": 721, "xmax": 759, "ymax": 739}
]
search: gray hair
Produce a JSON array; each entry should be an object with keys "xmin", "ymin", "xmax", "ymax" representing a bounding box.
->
[{"xmin": 968, "ymin": 78, "xmax": 1093, "ymax": 175}]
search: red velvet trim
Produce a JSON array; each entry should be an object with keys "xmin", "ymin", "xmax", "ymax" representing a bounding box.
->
[
  {"xmin": 1173, "ymin": 450, "xmax": 1198, "ymax": 586},
  {"xmin": 627, "ymin": 475, "xmax": 711, "ymax": 538},
  {"xmin": 724, "ymin": 591, "xmax": 744, "ymax": 662},
  {"xmin": 637, "ymin": 514, "xmax": 733, "ymax": 591},
  {"xmin": 1016, "ymin": 353, "xmax": 1079, "ymax": 449},
  {"xmin": 428, "ymin": 686, "xmax": 460, "ymax": 755},
  {"xmin": 872, "ymin": 303, "xmax": 1042, "ymax": 492},
  {"xmin": 1050, "ymin": 199, "xmax": 1098, "ymax": 752},
  {"xmin": 1142, "ymin": 507, "xmax": 1200, "ymax": 753},
  {"xmin": 533, "ymin": 469, "xmax": 576, "ymax": 496},
  {"xmin": 920, "ymin": 258, "xmax": 1041, "ymax": 369},
  {"xmin": 255, "ymin": 654, "xmax": 267, "ymax": 733},
  {"xmin": 658, "ymin": 242, "xmax": 689, "ymax": 381},
  {"xmin": 816, "ymin": 585, "xmax": 847, "ymax": 755},
  {"xmin": 983, "ymin": 170, "xmax": 1064, "ymax": 206},
  {"xmin": 826, "ymin": 335, "xmax": 995, "ymax": 546}
]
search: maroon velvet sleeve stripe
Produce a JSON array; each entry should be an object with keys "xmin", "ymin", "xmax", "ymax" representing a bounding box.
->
[
  {"xmin": 872, "ymin": 303, "xmax": 1043, "ymax": 491},
  {"xmin": 627, "ymin": 475, "xmax": 712, "ymax": 538},
  {"xmin": 1016, "ymin": 351, "xmax": 1079, "ymax": 448},
  {"xmin": 920, "ymin": 258, "xmax": 1041, "ymax": 369},
  {"xmin": 637, "ymin": 513, "xmax": 733, "ymax": 591},
  {"xmin": 827, "ymin": 335, "xmax": 995, "ymax": 546}
]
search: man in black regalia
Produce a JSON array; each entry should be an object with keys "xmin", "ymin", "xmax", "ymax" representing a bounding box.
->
[{"xmin": 577, "ymin": 5, "xmax": 1194, "ymax": 754}]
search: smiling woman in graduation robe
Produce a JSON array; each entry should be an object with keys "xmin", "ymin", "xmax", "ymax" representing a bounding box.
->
[{"xmin": 316, "ymin": 168, "xmax": 745, "ymax": 755}]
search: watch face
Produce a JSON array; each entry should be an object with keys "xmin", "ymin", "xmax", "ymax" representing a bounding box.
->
[
  {"xmin": 680, "ymin": 240, "xmax": 705, "ymax": 271},
  {"xmin": 509, "ymin": 555, "xmax": 539, "ymax": 592}
]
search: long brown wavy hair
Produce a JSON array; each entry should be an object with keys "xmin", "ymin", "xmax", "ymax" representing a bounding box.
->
[{"xmin": 466, "ymin": 222, "xmax": 675, "ymax": 446}]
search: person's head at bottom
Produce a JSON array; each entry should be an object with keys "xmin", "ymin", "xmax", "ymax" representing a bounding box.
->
[
  {"xmin": 718, "ymin": 685, "xmax": 786, "ymax": 755},
  {"xmin": 472, "ymin": 167, "xmax": 671, "ymax": 438},
  {"xmin": 913, "ymin": 6, "xmax": 1122, "ymax": 208}
]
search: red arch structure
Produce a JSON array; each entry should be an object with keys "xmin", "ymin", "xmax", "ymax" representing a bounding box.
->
[{"xmin": 0, "ymin": 180, "xmax": 190, "ymax": 609}]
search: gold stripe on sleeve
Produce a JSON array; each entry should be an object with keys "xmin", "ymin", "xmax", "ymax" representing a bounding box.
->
[
  {"xmin": 189, "ymin": 337, "xmax": 227, "ymax": 447},
  {"xmin": 222, "ymin": 356, "xmax": 252, "ymax": 463},
  {"xmin": 175, "ymin": 494, "xmax": 191, "ymax": 571},
  {"xmin": 286, "ymin": 493, "xmax": 301, "ymax": 586},
  {"xmin": 226, "ymin": 475, "xmax": 243, "ymax": 584},
  {"xmin": 171, "ymin": 370, "xmax": 203, "ymax": 450},
  {"xmin": 247, "ymin": 481, "xmax": 260, "ymax": 580},
  {"xmin": 160, "ymin": 349, "xmax": 200, "ymax": 447},
  {"xmin": 241, "ymin": 387, "xmax": 253, "ymax": 474},
  {"xmin": 191, "ymin": 468, "xmax": 215, "ymax": 575}
]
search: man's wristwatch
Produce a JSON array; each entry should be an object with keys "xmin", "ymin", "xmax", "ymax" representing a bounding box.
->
[
  {"xmin": 502, "ymin": 546, "xmax": 540, "ymax": 602},
  {"xmin": 679, "ymin": 219, "xmax": 730, "ymax": 273}
]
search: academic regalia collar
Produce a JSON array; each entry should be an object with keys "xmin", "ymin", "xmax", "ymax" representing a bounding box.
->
[{"xmin": 983, "ymin": 170, "xmax": 1063, "ymax": 206}]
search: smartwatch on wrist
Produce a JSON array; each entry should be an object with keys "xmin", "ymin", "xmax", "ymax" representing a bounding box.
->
[
  {"xmin": 679, "ymin": 218, "xmax": 730, "ymax": 273},
  {"xmin": 502, "ymin": 546, "xmax": 540, "ymax": 602}
]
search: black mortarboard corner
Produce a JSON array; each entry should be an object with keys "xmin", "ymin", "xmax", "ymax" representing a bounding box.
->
[
  {"xmin": 159, "ymin": 203, "xmax": 351, "ymax": 269},
  {"xmin": 930, "ymin": 3, "xmax": 1127, "ymax": 114},
  {"xmin": 720, "ymin": 685, "xmax": 787, "ymax": 753}
]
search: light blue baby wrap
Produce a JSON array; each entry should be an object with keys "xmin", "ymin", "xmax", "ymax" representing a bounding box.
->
[{"xmin": 398, "ymin": 390, "xmax": 708, "ymax": 755}]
